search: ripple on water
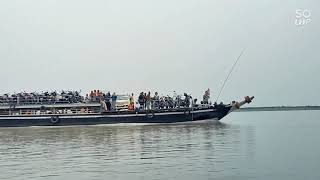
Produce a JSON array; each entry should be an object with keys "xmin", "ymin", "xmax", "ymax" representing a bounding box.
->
[{"xmin": 0, "ymin": 120, "xmax": 256, "ymax": 180}]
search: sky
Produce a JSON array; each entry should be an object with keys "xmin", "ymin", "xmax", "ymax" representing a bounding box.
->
[{"xmin": 0, "ymin": 0, "xmax": 319, "ymax": 106}]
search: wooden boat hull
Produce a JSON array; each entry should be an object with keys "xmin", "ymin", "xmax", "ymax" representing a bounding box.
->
[{"xmin": 0, "ymin": 106, "xmax": 232, "ymax": 127}]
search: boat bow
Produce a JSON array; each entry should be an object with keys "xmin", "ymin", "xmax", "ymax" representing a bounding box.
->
[{"xmin": 228, "ymin": 96, "xmax": 254, "ymax": 113}]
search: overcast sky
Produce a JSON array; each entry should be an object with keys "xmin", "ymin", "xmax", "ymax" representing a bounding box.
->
[{"xmin": 0, "ymin": 0, "xmax": 319, "ymax": 106}]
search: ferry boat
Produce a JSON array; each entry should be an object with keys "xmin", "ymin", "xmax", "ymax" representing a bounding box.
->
[{"xmin": 0, "ymin": 93, "xmax": 254, "ymax": 127}]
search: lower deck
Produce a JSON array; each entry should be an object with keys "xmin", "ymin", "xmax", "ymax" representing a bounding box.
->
[{"xmin": 0, "ymin": 105, "xmax": 232, "ymax": 127}]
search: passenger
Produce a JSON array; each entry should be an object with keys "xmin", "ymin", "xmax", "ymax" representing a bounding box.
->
[
  {"xmin": 129, "ymin": 93, "xmax": 134, "ymax": 106},
  {"xmin": 138, "ymin": 92, "xmax": 144, "ymax": 109},
  {"xmin": 100, "ymin": 97, "xmax": 108, "ymax": 111},
  {"xmin": 85, "ymin": 94, "xmax": 90, "ymax": 103},
  {"xmin": 159, "ymin": 97, "xmax": 165, "ymax": 109},
  {"xmin": 173, "ymin": 91, "xmax": 177, "ymax": 108},
  {"xmin": 166, "ymin": 95, "xmax": 174, "ymax": 108},
  {"xmin": 202, "ymin": 88, "xmax": 210, "ymax": 104},
  {"xmin": 164, "ymin": 96, "xmax": 168, "ymax": 109},
  {"xmin": 146, "ymin": 92, "xmax": 151, "ymax": 110},
  {"xmin": 176, "ymin": 94, "xmax": 182, "ymax": 108},
  {"xmin": 128, "ymin": 102, "xmax": 135, "ymax": 111},
  {"xmin": 153, "ymin": 92, "xmax": 159, "ymax": 109},
  {"xmin": 135, "ymin": 101, "xmax": 140, "ymax": 113},
  {"xmin": 143, "ymin": 93, "xmax": 147, "ymax": 109},
  {"xmin": 93, "ymin": 90, "xmax": 97, "ymax": 102},
  {"xmin": 111, "ymin": 92, "xmax": 117, "ymax": 111},
  {"xmin": 105, "ymin": 92, "xmax": 111, "ymax": 111},
  {"xmin": 184, "ymin": 93, "xmax": 191, "ymax": 107},
  {"xmin": 96, "ymin": 90, "xmax": 101, "ymax": 102}
]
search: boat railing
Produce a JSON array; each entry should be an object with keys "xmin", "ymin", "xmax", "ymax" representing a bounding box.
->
[
  {"xmin": 2, "ymin": 107, "xmax": 101, "ymax": 116},
  {"xmin": 0, "ymin": 103, "xmax": 215, "ymax": 116}
]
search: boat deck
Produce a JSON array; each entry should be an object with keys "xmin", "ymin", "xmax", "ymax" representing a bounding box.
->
[{"xmin": 0, "ymin": 101, "xmax": 221, "ymax": 117}]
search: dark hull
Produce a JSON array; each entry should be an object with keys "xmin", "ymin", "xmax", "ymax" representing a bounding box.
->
[{"xmin": 0, "ymin": 106, "xmax": 233, "ymax": 127}]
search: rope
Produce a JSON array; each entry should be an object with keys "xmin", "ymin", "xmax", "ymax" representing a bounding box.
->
[{"xmin": 215, "ymin": 49, "xmax": 246, "ymax": 102}]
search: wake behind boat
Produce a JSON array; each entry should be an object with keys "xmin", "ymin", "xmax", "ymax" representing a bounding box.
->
[{"xmin": 0, "ymin": 90, "xmax": 254, "ymax": 127}]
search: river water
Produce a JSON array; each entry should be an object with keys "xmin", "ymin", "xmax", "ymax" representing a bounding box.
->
[{"xmin": 0, "ymin": 111, "xmax": 320, "ymax": 180}]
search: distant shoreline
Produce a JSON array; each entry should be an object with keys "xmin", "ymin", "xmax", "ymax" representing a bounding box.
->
[{"xmin": 237, "ymin": 106, "xmax": 320, "ymax": 112}]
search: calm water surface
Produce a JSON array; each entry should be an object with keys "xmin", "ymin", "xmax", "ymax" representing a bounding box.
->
[{"xmin": 1, "ymin": 111, "xmax": 320, "ymax": 180}]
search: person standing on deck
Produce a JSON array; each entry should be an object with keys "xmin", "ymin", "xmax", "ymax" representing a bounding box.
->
[
  {"xmin": 146, "ymin": 92, "xmax": 151, "ymax": 110},
  {"xmin": 129, "ymin": 93, "xmax": 135, "ymax": 107},
  {"xmin": 153, "ymin": 92, "xmax": 159, "ymax": 109},
  {"xmin": 202, "ymin": 88, "xmax": 210, "ymax": 104},
  {"xmin": 100, "ymin": 95, "xmax": 108, "ymax": 112},
  {"xmin": 143, "ymin": 93, "xmax": 147, "ymax": 109},
  {"xmin": 92, "ymin": 90, "xmax": 97, "ymax": 102},
  {"xmin": 138, "ymin": 92, "xmax": 144, "ymax": 110},
  {"xmin": 173, "ymin": 91, "xmax": 177, "ymax": 108},
  {"xmin": 95, "ymin": 90, "xmax": 100, "ymax": 102},
  {"xmin": 89, "ymin": 91, "xmax": 94, "ymax": 102},
  {"xmin": 184, "ymin": 93, "xmax": 191, "ymax": 107},
  {"xmin": 111, "ymin": 92, "xmax": 117, "ymax": 111},
  {"xmin": 105, "ymin": 92, "xmax": 111, "ymax": 111}
]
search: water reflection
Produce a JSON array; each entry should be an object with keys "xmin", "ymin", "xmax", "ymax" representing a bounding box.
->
[{"xmin": 0, "ymin": 121, "xmax": 256, "ymax": 180}]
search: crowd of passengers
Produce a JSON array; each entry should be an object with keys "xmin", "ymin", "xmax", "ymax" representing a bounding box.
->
[
  {"xmin": 86, "ymin": 89, "xmax": 211, "ymax": 111},
  {"xmin": 0, "ymin": 91, "xmax": 83, "ymax": 106},
  {"xmin": 133, "ymin": 89, "xmax": 211, "ymax": 111},
  {"xmin": 0, "ymin": 89, "xmax": 211, "ymax": 111},
  {"xmin": 134, "ymin": 91, "xmax": 192, "ymax": 110},
  {"xmin": 86, "ymin": 90, "xmax": 118, "ymax": 111}
]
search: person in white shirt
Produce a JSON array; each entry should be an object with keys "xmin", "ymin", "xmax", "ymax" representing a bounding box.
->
[
  {"xmin": 135, "ymin": 101, "xmax": 140, "ymax": 113},
  {"xmin": 173, "ymin": 91, "xmax": 177, "ymax": 108}
]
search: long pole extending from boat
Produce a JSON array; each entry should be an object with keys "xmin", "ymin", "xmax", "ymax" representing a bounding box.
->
[{"xmin": 215, "ymin": 49, "xmax": 246, "ymax": 102}]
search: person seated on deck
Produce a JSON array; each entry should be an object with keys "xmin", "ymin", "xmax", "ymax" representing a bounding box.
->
[
  {"xmin": 192, "ymin": 99, "xmax": 198, "ymax": 108},
  {"xmin": 128, "ymin": 102, "xmax": 135, "ymax": 111},
  {"xmin": 80, "ymin": 108, "xmax": 86, "ymax": 113},
  {"xmin": 135, "ymin": 101, "xmax": 140, "ymax": 113},
  {"xmin": 85, "ymin": 94, "xmax": 90, "ymax": 103}
]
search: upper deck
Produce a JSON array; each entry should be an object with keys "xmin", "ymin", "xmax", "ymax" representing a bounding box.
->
[{"xmin": 0, "ymin": 102, "xmax": 101, "ymax": 110}]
